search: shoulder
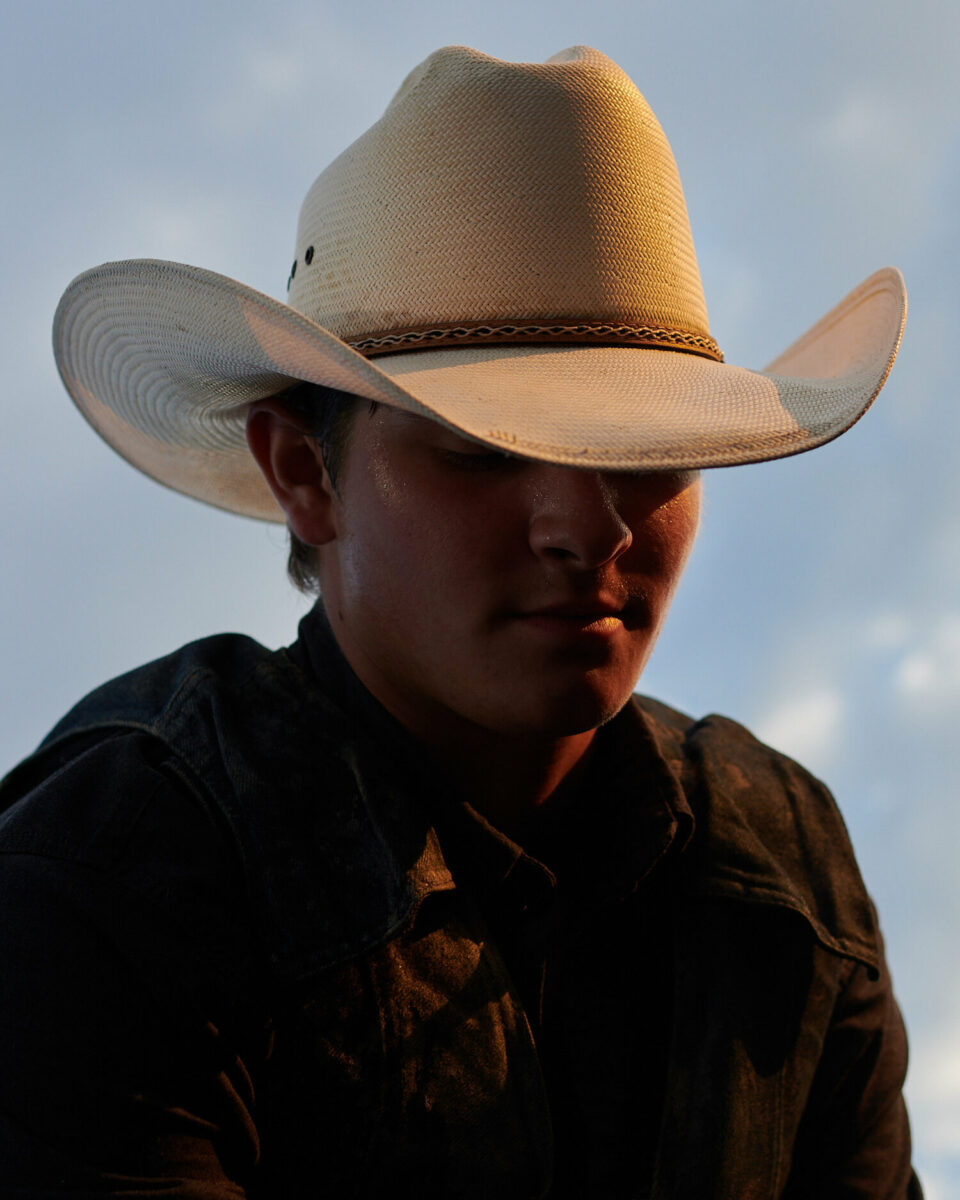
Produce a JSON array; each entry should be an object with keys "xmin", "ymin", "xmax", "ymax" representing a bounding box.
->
[
  {"xmin": 1, "ymin": 629, "xmax": 426, "ymax": 984},
  {"xmin": 0, "ymin": 728, "xmax": 231, "ymax": 875},
  {"xmin": 634, "ymin": 691, "xmax": 841, "ymax": 818},
  {"xmin": 1, "ymin": 630, "xmax": 329, "ymax": 832},
  {"xmin": 0, "ymin": 728, "xmax": 245, "ymax": 915},
  {"xmin": 0, "ymin": 728, "xmax": 256, "ymax": 1009},
  {"xmin": 36, "ymin": 631, "xmax": 293, "ymax": 744},
  {"xmin": 0, "ymin": 636, "xmax": 279, "ymax": 890},
  {"xmin": 631, "ymin": 694, "xmax": 880, "ymax": 973},
  {"xmin": 0, "ymin": 630, "xmax": 317, "ymax": 980}
]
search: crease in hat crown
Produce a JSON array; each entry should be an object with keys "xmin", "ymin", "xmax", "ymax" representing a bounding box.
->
[{"xmin": 286, "ymin": 45, "xmax": 717, "ymax": 359}]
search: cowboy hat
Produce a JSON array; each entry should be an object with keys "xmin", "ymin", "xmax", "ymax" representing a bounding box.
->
[{"xmin": 53, "ymin": 45, "xmax": 906, "ymax": 521}]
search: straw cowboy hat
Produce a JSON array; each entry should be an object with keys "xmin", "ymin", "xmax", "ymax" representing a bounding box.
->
[{"xmin": 53, "ymin": 45, "xmax": 906, "ymax": 521}]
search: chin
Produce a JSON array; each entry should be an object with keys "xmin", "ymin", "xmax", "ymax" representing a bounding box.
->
[{"xmin": 493, "ymin": 683, "xmax": 636, "ymax": 739}]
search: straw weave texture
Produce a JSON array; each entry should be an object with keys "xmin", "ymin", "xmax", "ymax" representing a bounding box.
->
[{"xmin": 289, "ymin": 46, "xmax": 709, "ymax": 347}]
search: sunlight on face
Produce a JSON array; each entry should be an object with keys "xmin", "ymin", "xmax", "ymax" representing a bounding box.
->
[{"xmin": 317, "ymin": 407, "xmax": 701, "ymax": 744}]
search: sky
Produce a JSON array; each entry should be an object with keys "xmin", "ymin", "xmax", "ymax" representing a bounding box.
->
[{"xmin": 2, "ymin": 0, "xmax": 959, "ymax": 1191}]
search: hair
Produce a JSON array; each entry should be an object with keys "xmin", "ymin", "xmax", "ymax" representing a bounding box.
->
[{"xmin": 270, "ymin": 380, "xmax": 376, "ymax": 594}]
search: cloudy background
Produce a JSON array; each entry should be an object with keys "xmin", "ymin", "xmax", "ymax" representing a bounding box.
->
[{"xmin": 2, "ymin": 0, "xmax": 958, "ymax": 1191}]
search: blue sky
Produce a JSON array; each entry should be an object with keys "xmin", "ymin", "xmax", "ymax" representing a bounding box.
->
[{"xmin": 3, "ymin": 1, "xmax": 959, "ymax": 1190}]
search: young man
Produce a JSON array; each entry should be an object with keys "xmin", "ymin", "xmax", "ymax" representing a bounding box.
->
[{"xmin": 0, "ymin": 45, "xmax": 919, "ymax": 1197}]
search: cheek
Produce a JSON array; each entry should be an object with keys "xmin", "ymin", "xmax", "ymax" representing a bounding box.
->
[
  {"xmin": 629, "ymin": 485, "xmax": 701, "ymax": 581},
  {"xmin": 664, "ymin": 486, "xmax": 701, "ymax": 572},
  {"xmin": 335, "ymin": 471, "xmax": 471, "ymax": 614}
]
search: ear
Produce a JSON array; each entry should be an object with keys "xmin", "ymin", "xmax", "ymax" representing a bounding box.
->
[{"xmin": 245, "ymin": 400, "xmax": 338, "ymax": 545}]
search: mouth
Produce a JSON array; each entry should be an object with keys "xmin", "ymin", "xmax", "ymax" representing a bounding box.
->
[
  {"xmin": 510, "ymin": 598, "xmax": 633, "ymax": 638},
  {"xmin": 522, "ymin": 613, "xmax": 624, "ymax": 635}
]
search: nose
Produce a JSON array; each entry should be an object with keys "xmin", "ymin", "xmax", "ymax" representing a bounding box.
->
[{"xmin": 527, "ymin": 467, "xmax": 633, "ymax": 569}]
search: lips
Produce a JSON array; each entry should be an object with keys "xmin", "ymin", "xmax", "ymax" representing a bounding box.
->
[
  {"xmin": 516, "ymin": 591, "xmax": 630, "ymax": 619},
  {"xmin": 526, "ymin": 602, "xmax": 624, "ymax": 620},
  {"xmin": 510, "ymin": 595, "xmax": 634, "ymax": 637}
]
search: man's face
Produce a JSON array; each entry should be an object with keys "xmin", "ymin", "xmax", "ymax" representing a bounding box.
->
[{"xmin": 317, "ymin": 405, "xmax": 701, "ymax": 743}]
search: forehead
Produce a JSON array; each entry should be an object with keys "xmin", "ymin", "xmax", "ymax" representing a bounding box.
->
[
  {"xmin": 344, "ymin": 402, "xmax": 503, "ymax": 460},
  {"xmin": 371, "ymin": 405, "xmax": 473, "ymax": 439},
  {"xmin": 339, "ymin": 401, "xmax": 701, "ymax": 522},
  {"xmin": 361, "ymin": 404, "xmax": 699, "ymax": 483}
]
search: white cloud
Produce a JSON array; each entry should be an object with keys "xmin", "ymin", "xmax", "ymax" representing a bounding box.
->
[
  {"xmin": 247, "ymin": 48, "xmax": 307, "ymax": 99},
  {"xmin": 907, "ymin": 998, "xmax": 960, "ymax": 1187},
  {"xmin": 861, "ymin": 610, "xmax": 913, "ymax": 652},
  {"xmin": 915, "ymin": 1166, "xmax": 953, "ymax": 1200},
  {"xmin": 130, "ymin": 198, "xmax": 221, "ymax": 260},
  {"xmin": 199, "ymin": 18, "xmax": 387, "ymax": 144},
  {"xmin": 893, "ymin": 614, "xmax": 960, "ymax": 709},
  {"xmin": 753, "ymin": 686, "xmax": 844, "ymax": 768},
  {"xmin": 820, "ymin": 89, "xmax": 907, "ymax": 157}
]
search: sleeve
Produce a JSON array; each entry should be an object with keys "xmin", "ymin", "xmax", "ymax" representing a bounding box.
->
[
  {"xmin": 784, "ymin": 916, "xmax": 924, "ymax": 1199},
  {"xmin": 0, "ymin": 735, "xmax": 266, "ymax": 1197}
]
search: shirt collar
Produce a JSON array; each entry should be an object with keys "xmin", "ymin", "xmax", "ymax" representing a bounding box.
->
[{"xmin": 512, "ymin": 699, "xmax": 696, "ymax": 908}]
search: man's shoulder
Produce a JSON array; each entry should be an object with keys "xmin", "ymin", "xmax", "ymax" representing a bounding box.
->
[
  {"xmin": 40, "ymin": 631, "xmax": 294, "ymax": 745},
  {"xmin": 1, "ymin": 632, "xmax": 294, "ymax": 826},
  {"xmin": 1, "ymin": 727, "xmax": 187, "ymax": 854},
  {"xmin": 4, "ymin": 627, "xmax": 350, "ymax": 807},
  {"xmin": 0, "ymin": 632, "xmax": 269, "ymax": 886},
  {"xmin": 631, "ymin": 693, "xmax": 881, "ymax": 974},
  {"xmin": 0, "ymin": 725, "xmax": 265, "ymax": 1075},
  {"xmin": 0, "ymin": 629, "xmax": 316, "ymax": 927},
  {"xmin": 633, "ymin": 691, "xmax": 834, "ymax": 805},
  {"xmin": 1, "ymin": 626, "xmax": 427, "ymax": 984}
]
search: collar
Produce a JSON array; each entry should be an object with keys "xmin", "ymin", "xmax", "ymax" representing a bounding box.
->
[{"xmin": 507, "ymin": 699, "xmax": 696, "ymax": 909}]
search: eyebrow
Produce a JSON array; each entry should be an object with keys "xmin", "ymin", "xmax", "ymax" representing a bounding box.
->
[
  {"xmin": 390, "ymin": 407, "xmax": 427, "ymax": 424},
  {"xmin": 390, "ymin": 407, "xmax": 443, "ymax": 429},
  {"xmin": 388, "ymin": 408, "xmax": 474, "ymax": 440}
]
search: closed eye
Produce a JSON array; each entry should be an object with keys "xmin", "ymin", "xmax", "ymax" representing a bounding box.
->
[{"xmin": 437, "ymin": 447, "xmax": 523, "ymax": 473}]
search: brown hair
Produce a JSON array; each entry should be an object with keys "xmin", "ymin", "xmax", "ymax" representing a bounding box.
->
[{"xmin": 271, "ymin": 380, "xmax": 375, "ymax": 594}]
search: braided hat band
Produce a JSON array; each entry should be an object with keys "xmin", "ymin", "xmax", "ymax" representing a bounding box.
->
[{"xmin": 348, "ymin": 320, "xmax": 723, "ymax": 361}]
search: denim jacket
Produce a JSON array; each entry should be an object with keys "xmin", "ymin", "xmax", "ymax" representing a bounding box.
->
[{"xmin": 0, "ymin": 606, "xmax": 921, "ymax": 1197}]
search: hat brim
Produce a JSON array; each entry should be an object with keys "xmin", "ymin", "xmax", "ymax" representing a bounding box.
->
[{"xmin": 53, "ymin": 260, "xmax": 906, "ymax": 521}]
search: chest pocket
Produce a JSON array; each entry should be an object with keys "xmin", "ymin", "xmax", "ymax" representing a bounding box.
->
[{"xmin": 257, "ymin": 890, "xmax": 554, "ymax": 1199}]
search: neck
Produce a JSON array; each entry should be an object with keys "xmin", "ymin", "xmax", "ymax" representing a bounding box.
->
[
  {"xmin": 428, "ymin": 725, "xmax": 598, "ymax": 836},
  {"xmin": 318, "ymin": 604, "xmax": 599, "ymax": 832}
]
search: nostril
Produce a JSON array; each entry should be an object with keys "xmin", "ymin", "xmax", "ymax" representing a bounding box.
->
[
  {"xmin": 527, "ymin": 469, "xmax": 634, "ymax": 568},
  {"xmin": 529, "ymin": 516, "xmax": 632, "ymax": 569}
]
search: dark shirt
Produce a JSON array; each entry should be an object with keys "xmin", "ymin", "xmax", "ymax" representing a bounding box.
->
[{"xmin": 0, "ymin": 606, "xmax": 921, "ymax": 1197}]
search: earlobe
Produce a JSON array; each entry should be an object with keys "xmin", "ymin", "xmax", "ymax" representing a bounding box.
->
[{"xmin": 245, "ymin": 401, "xmax": 338, "ymax": 545}]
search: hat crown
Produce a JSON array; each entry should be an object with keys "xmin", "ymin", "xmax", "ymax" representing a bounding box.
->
[{"xmin": 287, "ymin": 45, "xmax": 710, "ymax": 345}]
